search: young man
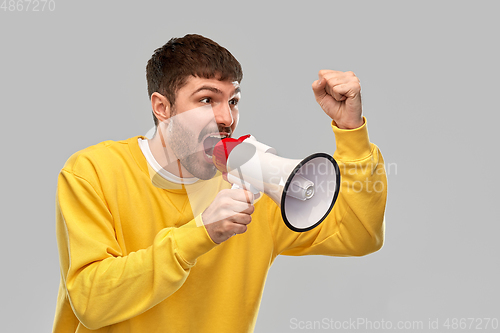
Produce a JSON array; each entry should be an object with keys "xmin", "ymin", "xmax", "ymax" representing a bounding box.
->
[{"xmin": 53, "ymin": 34, "xmax": 387, "ymax": 332}]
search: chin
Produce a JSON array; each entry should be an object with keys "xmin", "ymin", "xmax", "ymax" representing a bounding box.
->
[
  {"xmin": 181, "ymin": 153, "xmax": 217, "ymax": 180},
  {"xmin": 189, "ymin": 162, "xmax": 217, "ymax": 180},
  {"xmin": 194, "ymin": 168, "xmax": 217, "ymax": 180}
]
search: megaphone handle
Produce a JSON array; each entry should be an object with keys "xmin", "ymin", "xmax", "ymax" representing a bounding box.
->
[{"xmin": 227, "ymin": 173, "xmax": 260, "ymax": 195}]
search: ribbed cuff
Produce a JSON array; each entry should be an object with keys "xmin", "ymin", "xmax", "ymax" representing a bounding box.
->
[
  {"xmin": 331, "ymin": 116, "xmax": 372, "ymax": 161},
  {"xmin": 173, "ymin": 217, "xmax": 218, "ymax": 265}
]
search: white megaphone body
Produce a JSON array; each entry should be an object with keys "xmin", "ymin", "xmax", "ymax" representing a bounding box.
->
[{"xmin": 212, "ymin": 135, "xmax": 340, "ymax": 232}]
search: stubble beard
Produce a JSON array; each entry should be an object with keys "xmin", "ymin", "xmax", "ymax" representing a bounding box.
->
[{"xmin": 166, "ymin": 117, "xmax": 217, "ymax": 180}]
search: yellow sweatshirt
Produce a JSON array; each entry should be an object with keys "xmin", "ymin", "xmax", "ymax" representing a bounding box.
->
[{"xmin": 53, "ymin": 119, "xmax": 387, "ymax": 332}]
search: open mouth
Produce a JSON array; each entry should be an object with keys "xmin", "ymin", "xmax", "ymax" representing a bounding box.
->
[{"xmin": 202, "ymin": 133, "xmax": 229, "ymax": 162}]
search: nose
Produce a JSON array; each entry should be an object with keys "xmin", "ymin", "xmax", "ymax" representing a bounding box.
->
[{"xmin": 213, "ymin": 102, "xmax": 234, "ymax": 127}]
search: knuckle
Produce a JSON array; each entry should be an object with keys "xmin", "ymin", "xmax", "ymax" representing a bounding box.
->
[
  {"xmin": 220, "ymin": 197, "xmax": 234, "ymax": 208},
  {"xmin": 221, "ymin": 201, "xmax": 231, "ymax": 210},
  {"xmin": 222, "ymin": 220, "xmax": 234, "ymax": 231},
  {"xmin": 235, "ymin": 213, "xmax": 251, "ymax": 225},
  {"xmin": 219, "ymin": 189, "xmax": 232, "ymax": 196},
  {"xmin": 220, "ymin": 211, "xmax": 232, "ymax": 221},
  {"xmin": 241, "ymin": 214, "xmax": 252, "ymax": 224}
]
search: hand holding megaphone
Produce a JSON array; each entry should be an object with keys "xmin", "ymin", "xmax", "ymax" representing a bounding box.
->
[
  {"xmin": 212, "ymin": 135, "xmax": 341, "ymax": 232},
  {"xmin": 201, "ymin": 135, "xmax": 261, "ymax": 244},
  {"xmin": 201, "ymin": 188, "xmax": 255, "ymax": 244}
]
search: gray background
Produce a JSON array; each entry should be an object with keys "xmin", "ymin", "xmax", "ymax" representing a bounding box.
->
[{"xmin": 1, "ymin": 1, "xmax": 499, "ymax": 332}]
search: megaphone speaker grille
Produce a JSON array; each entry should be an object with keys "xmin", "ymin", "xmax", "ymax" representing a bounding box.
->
[{"xmin": 281, "ymin": 153, "xmax": 340, "ymax": 232}]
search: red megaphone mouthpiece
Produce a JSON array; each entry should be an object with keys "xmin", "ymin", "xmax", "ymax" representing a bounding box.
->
[{"xmin": 212, "ymin": 134, "xmax": 251, "ymax": 173}]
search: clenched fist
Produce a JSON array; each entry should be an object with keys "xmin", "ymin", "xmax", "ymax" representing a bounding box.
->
[{"xmin": 312, "ymin": 70, "xmax": 364, "ymax": 129}]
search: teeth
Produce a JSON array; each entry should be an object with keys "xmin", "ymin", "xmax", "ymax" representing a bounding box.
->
[
  {"xmin": 203, "ymin": 134, "xmax": 228, "ymax": 160},
  {"xmin": 208, "ymin": 134, "xmax": 228, "ymax": 139}
]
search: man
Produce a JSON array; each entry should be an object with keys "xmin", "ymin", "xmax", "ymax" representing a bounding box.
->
[{"xmin": 53, "ymin": 34, "xmax": 387, "ymax": 332}]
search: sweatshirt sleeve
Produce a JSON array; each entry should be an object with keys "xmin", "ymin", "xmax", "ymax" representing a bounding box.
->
[
  {"xmin": 55, "ymin": 168, "xmax": 218, "ymax": 330},
  {"xmin": 268, "ymin": 117, "xmax": 387, "ymax": 257}
]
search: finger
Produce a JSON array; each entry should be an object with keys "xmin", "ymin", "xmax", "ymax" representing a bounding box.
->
[
  {"xmin": 324, "ymin": 78, "xmax": 353, "ymax": 102},
  {"xmin": 318, "ymin": 69, "xmax": 344, "ymax": 79},
  {"xmin": 229, "ymin": 189, "xmax": 256, "ymax": 204},
  {"xmin": 230, "ymin": 201, "xmax": 255, "ymax": 216},
  {"xmin": 331, "ymin": 82, "xmax": 361, "ymax": 100},
  {"xmin": 229, "ymin": 212, "xmax": 253, "ymax": 225},
  {"xmin": 207, "ymin": 202, "xmax": 252, "ymax": 223},
  {"xmin": 218, "ymin": 194, "xmax": 253, "ymax": 215},
  {"xmin": 322, "ymin": 71, "xmax": 359, "ymax": 89},
  {"xmin": 329, "ymin": 84, "xmax": 348, "ymax": 101},
  {"xmin": 321, "ymin": 70, "xmax": 357, "ymax": 80},
  {"xmin": 240, "ymin": 203, "xmax": 255, "ymax": 215},
  {"xmin": 322, "ymin": 74, "xmax": 346, "ymax": 88},
  {"xmin": 253, "ymin": 191, "xmax": 261, "ymax": 201},
  {"xmin": 218, "ymin": 223, "xmax": 247, "ymax": 243},
  {"xmin": 232, "ymin": 223, "xmax": 248, "ymax": 235},
  {"xmin": 311, "ymin": 77, "xmax": 327, "ymax": 100}
]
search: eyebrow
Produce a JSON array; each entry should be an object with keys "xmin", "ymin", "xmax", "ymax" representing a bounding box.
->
[{"xmin": 191, "ymin": 86, "xmax": 241, "ymax": 97}]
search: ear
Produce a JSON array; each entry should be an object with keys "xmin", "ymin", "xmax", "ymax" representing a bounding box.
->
[{"xmin": 151, "ymin": 92, "xmax": 172, "ymax": 123}]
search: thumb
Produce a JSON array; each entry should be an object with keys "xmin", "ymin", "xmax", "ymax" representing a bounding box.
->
[{"xmin": 311, "ymin": 78, "xmax": 327, "ymax": 100}]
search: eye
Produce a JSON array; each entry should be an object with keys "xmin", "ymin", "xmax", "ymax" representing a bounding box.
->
[
  {"xmin": 200, "ymin": 97, "xmax": 212, "ymax": 104},
  {"xmin": 229, "ymin": 98, "xmax": 239, "ymax": 106}
]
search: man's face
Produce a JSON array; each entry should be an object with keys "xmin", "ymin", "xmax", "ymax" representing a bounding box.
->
[{"xmin": 165, "ymin": 76, "xmax": 241, "ymax": 180}]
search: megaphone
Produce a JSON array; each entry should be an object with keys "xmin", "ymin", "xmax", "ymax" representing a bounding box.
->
[{"xmin": 212, "ymin": 135, "xmax": 340, "ymax": 232}]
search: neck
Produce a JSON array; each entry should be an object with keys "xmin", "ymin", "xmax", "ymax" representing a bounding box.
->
[{"xmin": 148, "ymin": 126, "xmax": 194, "ymax": 178}]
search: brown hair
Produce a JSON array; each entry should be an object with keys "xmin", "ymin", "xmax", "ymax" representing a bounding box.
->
[{"xmin": 146, "ymin": 34, "xmax": 243, "ymax": 126}]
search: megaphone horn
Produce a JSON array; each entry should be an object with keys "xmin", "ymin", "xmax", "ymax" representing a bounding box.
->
[{"xmin": 212, "ymin": 135, "xmax": 340, "ymax": 232}]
